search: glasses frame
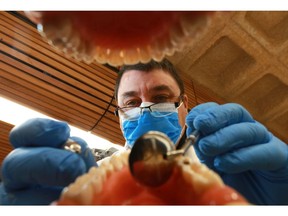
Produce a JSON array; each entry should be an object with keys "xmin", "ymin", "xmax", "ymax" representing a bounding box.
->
[{"xmin": 114, "ymin": 95, "xmax": 183, "ymax": 117}]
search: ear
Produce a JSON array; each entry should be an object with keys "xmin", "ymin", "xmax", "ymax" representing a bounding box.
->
[
  {"xmin": 182, "ymin": 94, "xmax": 189, "ymax": 111},
  {"xmin": 119, "ymin": 117, "xmax": 125, "ymax": 133}
]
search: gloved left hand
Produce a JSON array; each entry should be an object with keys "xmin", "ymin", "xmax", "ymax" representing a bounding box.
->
[
  {"xmin": 186, "ymin": 102, "xmax": 288, "ymax": 205},
  {"xmin": 0, "ymin": 118, "xmax": 97, "ymax": 205}
]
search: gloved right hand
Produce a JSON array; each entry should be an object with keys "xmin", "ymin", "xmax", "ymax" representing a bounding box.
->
[
  {"xmin": 0, "ymin": 118, "xmax": 97, "ymax": 205},
  {"xmin": 186, "ymin": 102, "xmax": 288, "ymax": 205}
]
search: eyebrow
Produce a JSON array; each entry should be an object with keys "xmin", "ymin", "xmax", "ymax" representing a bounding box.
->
[
  {"xmin": 150, "ymin": 85, "xmax": 174, "ymax": 94},
  {"xmin": 120, "ymin": 85, "xmax": 175, "ymax": 100},
  {"xmin": 121, "ymin": 91, "xmax": 138, "ymax": 100}
]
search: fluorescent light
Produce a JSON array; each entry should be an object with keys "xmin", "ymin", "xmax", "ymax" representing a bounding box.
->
[{"xmin": 0, "ymin": 96, "xmax": 122, "ymax": 150}]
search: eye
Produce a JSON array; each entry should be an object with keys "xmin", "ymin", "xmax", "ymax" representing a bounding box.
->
[
  {"xmin": 153, "ymin": 95, "xmax": 171, "ymax": 103},
  {"xmin": 124, "ymin": 99, "xmax": 141, "ymax": 107}
]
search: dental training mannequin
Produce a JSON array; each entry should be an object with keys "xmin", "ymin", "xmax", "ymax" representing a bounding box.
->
[{"xmin": 0, "ymin": 59, "xmax": 288, "ymax": 205}]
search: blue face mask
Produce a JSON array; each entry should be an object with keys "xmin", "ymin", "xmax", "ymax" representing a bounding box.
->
[{"xmin": 121, "ymin": 103, "xmax": 182, "ymax": 148}]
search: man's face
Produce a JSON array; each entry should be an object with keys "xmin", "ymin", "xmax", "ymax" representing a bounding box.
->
[{"xmin": 117, "ymin": 69, "xmax": 188, "ymax": 133}]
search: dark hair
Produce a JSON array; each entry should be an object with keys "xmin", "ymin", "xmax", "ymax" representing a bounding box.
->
[{"xmin": 114, "ymin": 58, "xmax": 185, "ymax": 100}]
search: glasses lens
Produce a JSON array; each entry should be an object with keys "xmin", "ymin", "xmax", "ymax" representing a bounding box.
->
[
  {"xmin": 150, "ymin": 102, "xmax": 179, "ymax": 117},
  {"xmin": 119, "ymin": 101, "xmax": 182, "ymax": 121},
  {"xmin": 120, "ymin": 107, "xmax": 141, "ymax": 121}
]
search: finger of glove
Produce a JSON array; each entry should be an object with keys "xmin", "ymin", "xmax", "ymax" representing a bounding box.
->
[
  {"xmin": 70, "ymin": 136, "xmax": 97, "ymax": 171},
  {"xmin": 198, "ymin": 122, "xmax": 270, "ymax": 156},
  {"xmin": 0, "ymin": 183, "xmax": 62, "ymax": 205},
  {"xmin": 2, "ymin": 147, "xmax": 86, "ymax": 192},
  {"xmin": 194, "ymin": 103, "xmax": 255, "ymax": 135},
  {"xmin": 9, "ymin": 118, "xmax": 70, "ymax": 148},
  {"xmin": 186, "ymin": 102, "xmax": 219, "ymax": 135},
  {"xmin": 214, "ymin": 135, "xmax": 288, "ymax": 173},
  {"xmin": 186, "ymin": 103, "xmax": 220, "ymax": 169}
]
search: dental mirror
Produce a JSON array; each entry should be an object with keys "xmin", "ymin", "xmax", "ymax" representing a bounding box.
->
[
  {"xmin": 128, "ymin": 129, "xmax": 199, "ymax": 187},
  {"xmin": 128, "ymin": 131, "xmax": 175, "ymax": 187}
]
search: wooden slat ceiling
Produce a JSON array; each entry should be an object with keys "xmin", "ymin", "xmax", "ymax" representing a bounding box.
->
[
  {"xmin": 0, "ymin": 11, "xmax": 225, "ymax": 165},
  {"xmin": 0, "ymin": 120, "xmax": 14, "ymax": 168}
]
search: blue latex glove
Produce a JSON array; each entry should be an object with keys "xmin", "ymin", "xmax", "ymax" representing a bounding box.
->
[
  {"xmin": 186, "ymin": 102, "xmax": 288, "ymax": 205},
  {"xmin": 0, "ymin": 118, "xmax": 97, "ymax": 205}
]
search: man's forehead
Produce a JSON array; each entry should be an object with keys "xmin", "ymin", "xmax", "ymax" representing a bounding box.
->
[
  {"xmin": 118, "ymin": 70, "xmax": 179, "ymax": 95},
  {"xmin": 120, "ymin": 69, "xmax": 177, "ymax": 86}
]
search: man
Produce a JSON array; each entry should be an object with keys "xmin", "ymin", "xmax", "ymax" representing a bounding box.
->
[
  {"xmin": 114, "ymin": 59, "xmax": 189, "ymax": 149},
  {"xmin": 1, "ymin": 59, "xmax": 288, "ymax": 205}
]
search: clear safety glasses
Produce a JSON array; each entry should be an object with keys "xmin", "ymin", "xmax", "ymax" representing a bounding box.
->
[{"xmin": 114, "ymin": 100, "xmax": 183, "ymax": 121}]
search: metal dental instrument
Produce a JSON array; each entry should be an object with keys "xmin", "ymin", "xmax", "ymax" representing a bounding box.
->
[{"xmin": 129, "ymin": 126, "xmax": 199, "ymax": 187}]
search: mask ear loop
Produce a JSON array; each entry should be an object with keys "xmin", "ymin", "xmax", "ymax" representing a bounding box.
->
[
  {"xmin": 174, "ymin": 125, "xmax": 187, "ymax": 148},
  {"xmin": 173, "ymin": 96, "xmax": 186, "ymax": 147}
]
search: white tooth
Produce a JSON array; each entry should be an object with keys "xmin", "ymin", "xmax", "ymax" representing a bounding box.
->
[
  {"xmin": 137, "ymin": 47, "xmax": 151, "ymax": 63},
  {"xmin": 59, "ymin": 150, "xmax": 133, "ymax": 204},
  {"xmin": 60, "ymin": 182, "xmax": 81, "ymax": 203},
  {"xmin": 60, "ymin": 165, "xmax": 107, "ymax": 204},
  {"xmin": 83, "ymin": 55, "xmax": 95, "ymax": 64},
  {"xmin": 109, "ymin": 155, "xmax": 124, "ymax": 171},
  {"xmin": 119, "ymin": 150, "xmax": 130, "ymax": 166},
  {"xmin": 89, "ymin": 166, "xmax": 107, "ymax": 185},
  {"xmin": 76, "ymin": 181, "xmax": 95, "ymax": 205},
  {"xmin": 74, "ymin": 174, "xmax": 89, "ymax": 185},
  {"xmin": 87, "ymin": 167, "xmax": 105, "ymax": 194},
  {"xmin": 100, "ymin": 157, "xmax": 115, "ymax": 177},
  {"xmin": 90, "ymin": 175, "xmax": 103, "ymax": 195},
  {"xmin": 60, "ymin": 174, "xmax": 92, "ymax": 205},
  {"xmin": 176, "ymin": 157, "xmax": 223, "ymax": 195},
  {"xmin": 118, "ymin": 151, "xmax": 129, "ymax": 167},
  {"xmin": 67, "ymin": 32, "xmax": 81, "ymax": 50},
  {"xmin": 191, "ymin": 162, "xmax": 223, "ymax": 188},
  {"xmin": 88, "ymin": 166, "xmax": 98, "ymax": 175},
  {"xmin": 109, "ymin": 151, "xmax": 129, "ymax": 171},
  {"xmin": 181, "ymin": 164, "xmax": 210, "ymax": 194}
]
